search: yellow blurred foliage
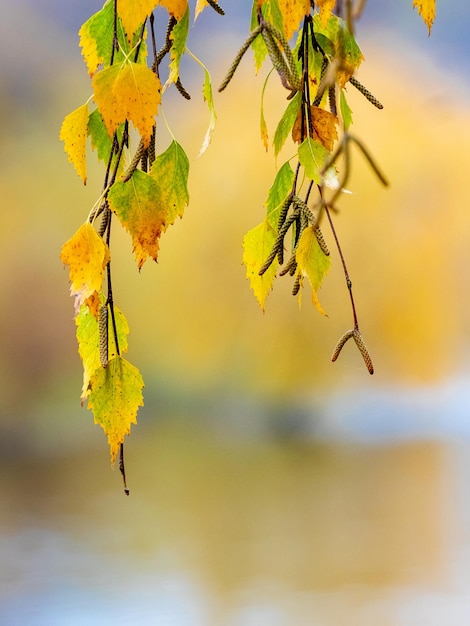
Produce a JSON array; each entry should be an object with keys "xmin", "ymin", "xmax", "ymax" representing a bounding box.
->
[{"xmin": 1, "ymin": 28, "xmax": 469, "ymax": 411}]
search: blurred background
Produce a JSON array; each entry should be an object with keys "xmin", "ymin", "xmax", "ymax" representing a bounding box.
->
[{"xmin": 1, "ymin": 1, "xmax": 470, "ymax": 624}]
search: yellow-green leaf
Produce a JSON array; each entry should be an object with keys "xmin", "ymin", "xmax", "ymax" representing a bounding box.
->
[
  {"xmin": 79, "ymin": 0, "xmax": 114, "ymax": 76},
  {"xmin": 60, "ymin": 223, "xmax": 110, "ymax": 308},
  {"xmin": 413, "ymin": 0, "xmax": 436, "ymax": 35},
  {"xmin": 168, "ymin": 5, "xmax": 189, "ymax": 85},
  {"xmin": 92, "ymin": 61, "xmax": 161, "ymax": 147},
  {"xmin": 295, "ymin": 225, "xmax": 331, "ymax": 315},
  {"xmin": 108, "ymin": 170, "xmax": 166, "ymax": 269},
  {"xmin": 242, "ymin": 219, "xmax": 278, "ymax": 311},
  {"xmin": 298, "ymin": 137, "xmax": 329, "ymax": 184},
  {"xmin": 76, "ymin": 300, "xmax": 130, "ymax": 402},
  {"xmin": 87, "ymin": 355, "xmax": 144, "ymax": 464},
  {"xmin": 198, "ymin": 61, "xmax": 217, "ymax": 156},
  {"xmin": 79, "ymin": 1, "xmax": 148, "ymax": 74},
  {"xmin": 60, "ymin": 103, "xmax": 89, "ymax": 184},
  {"xmin": 316, "ymin": 0, "xmax": 336, "ymax": 28},
  {"xmin": 150, "ymin": 140, "xmax": 189, "ymax": 226}
]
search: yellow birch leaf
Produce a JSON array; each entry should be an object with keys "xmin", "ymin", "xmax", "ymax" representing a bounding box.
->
[
  {"xmin": 413, "ymin": 0, "xmax": 436, "ymax": 35},
  {"xmin": 160, "ymin": 0, "xmax": 188, "ymax": 20},
  {"xmin": 316, "ymin": 0, "xmax": 336, "ymax": 28},
  {"xmin": 60, "ymin": 223, "xmax": 110, "ymax": 308},
  {"xmin": 242, "ymin": 219, "xmax": 278, "ymax": 311},
  {"xmin": 295, "ymin": 225, "xmax": 330, "ymax": 315},
  {"xmin": 108, "ymin": 170, "xmax": 166, "ymax": 270},
  {"xmin": 92, "ymin": 61, "xmax": 161, "ymax": 147},
  {"xmin": 87, "ymin": 355, "xmax": 144, "ymax": 465},
  {"xmin": 278, "ymin": 0, "xmax": 310, "ymax": 40},
  {"xmin": 119, "ymin": 0, "xmax": 158, "ymax": 40},
  {"xmin": 60, "ymin": 103, "xmax": 89, "ymax": 184}
]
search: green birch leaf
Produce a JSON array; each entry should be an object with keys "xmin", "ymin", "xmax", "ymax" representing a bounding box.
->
[
  {"xmin": 295, "ymin": 225, "xmax": 331, "ymax": 315},
  {"xmin": 87, "ymin": 355, "xmax": 144, "ymax": 465},
  {"xmin": 243, "ymin": 219, "xmax": 278, "ymax": 311},
  {"xmin": 265, "ymin": 160, "xmax": 295, "ymax": 228},
  {"xmin": 108, "ymin": 169, "xmax": 166, "ymax": 269},
  {"xmin": 298, "ymin": 137, "xmax": 329, "ymax": 184},
  {"xmin": 168, "ymin": 5, "xmax": 190, "ymax": 85},
  {"xmin": 79, "ymin": 0, "xmax": 147, "ymax": 76},
  {"xmin": 60, "ymin": 103, "xmax": 89, "ymax": 184},
  {"xmin": 150, "ymin": 140, "xmax": 189, "ymax": 226},
  {"xmin": 79, "ymin": 0, "xmax": 114, "ymax": 76},
  {"xmin": 340, "ymin": 90, "xmax": 353, "ymax": 130},
  {"xmin": 87, "ymin": 109, "xmax": 124, "ymax": 175},
  {"xmin": 273, "ymin": 91, "xmax": 301, "ymax": 156},
  {"xmin": 250, "ymin": 0, "xmax": 284, "ymax": 71}
]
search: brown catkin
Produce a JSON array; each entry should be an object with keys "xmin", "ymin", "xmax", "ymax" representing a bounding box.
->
[
  {"xmin": 331, "ymin": 329, "xmax": 354, "ymax": 362},
  {"xmin": 349, "ymin": 76, "xmax": 383, "ymax": 110},
  {"xmin": 219, "ymin": 26, "xmax": 262, "ymax": 92},
  {"xmin": 99, "ymin": 305, "xmax": 109, "ymax": 368},
  {"xmin": 291, "ymin": 273, "xmax": 301, "ymax": 296},
  {"xmin": 353, "ymin": 329, "xmax": 374, "ymax": 374},
  {"xmin": 314, "ymin": 226, "xmax": 330, "ymax": 256},
  {"xmin": 206, "ymin": 0, "xmax": 225, "ymax": 15}
]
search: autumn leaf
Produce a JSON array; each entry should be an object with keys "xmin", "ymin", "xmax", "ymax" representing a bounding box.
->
[
  {"xmin": 292, "ymin": 105, "xmax": 338, "ymax": 151},
  {"xmin": 92, "ymin": 61, "xmax": 161, "ymax": 147},
  {"xmin": 84, "ymin": 291, "xmax": 101, "ymax": 320},
  {"xmin": 60, "ymin": 223, "xmax": 110, "ymax": 309},
  {"xmin": 197, "ymin": 59, "xmax": 217, "ymax": 156},
  {"xmin": 76, "ymin": 300, "xmax": 130, "ymax": 402},
  {"xmin": 108, "ymin": 169, "xmax": 166, "ymax": 269},
  {"xmin": 79, "ymin": 1, "xmax": 115, "ymax": 76},
  {"xmin": 60, "ymin": 103, "xmax": 89, "ymax": 184},
  {"xmin": 160, "ymin": 0, "xmax": 188, "ymax": 20},
  {"xmin": 336, "ymin": 20, "xmax": 364, "ymax": 87},
  {"xmin": 150, "ymin": 140, "xmax": 189, "ymax": 226},
  {"xmin": 298, "ymin": 137, "xmax": 329, "ymax": 184},
  {"xmin": 316, "ymin": 0, "xmax": 336, "ymax": 28},
  {"xmin": 295, "ymin": 225, "xmax": 331, "ymax": 315},
  {"xmin": 243, "ymin": 219, "xmax": 278, "ymax": 311},
  {"xmin": 119, "ymin": 0, "xmax": 157, "ymax": 41},
  {"xmin": 413, "ymin": 0, "xmax": 436, "ymax": 35},
  {"xmin": 278, "ymin": 0, "xmax": 310, "ymax": 40},
  {"xmin": 167, "ymin": 5, "xmax": 189, "ymax": 85},
  {"xmin": 87, "ymin": 355, "xmax": 144, "ymax": 464},
  {"xmin": 79, "ymin": 1, "xmax": 148, "ymax": 75},
  {"xmin": 260, "ymin": 105, "xmax": 269, "ymax": 151}
]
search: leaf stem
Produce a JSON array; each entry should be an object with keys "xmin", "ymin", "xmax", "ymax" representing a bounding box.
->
[
  {"xmin": 119, "ymin": 443, "xmax": 130, "ymax": 495},
  {"xmin": 323, "ymin": 200, "xmax": 358, "ymax": 328}
]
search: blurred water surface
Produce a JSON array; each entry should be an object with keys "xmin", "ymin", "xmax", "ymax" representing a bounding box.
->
[{"xmin": 2, "ymin": 418, "xmax": 470, "ymax": 626}]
